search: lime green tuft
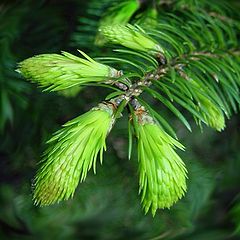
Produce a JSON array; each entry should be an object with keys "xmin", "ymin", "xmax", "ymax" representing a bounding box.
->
[
  {"xmin": 135, "ymin": 113, "xmax": 187, "ymax": 216},
  {"xmin": 95, "ymin": 0, "xmax": 140, "ymax": 46},
  {"xmin": 189, "ymin": 80, "xmax": 225, "ymax": 131},
  {"xmin": 33, "ymin": 104, "xmax": 115, "ymax": 206},
  {"xmin": 100, "ymin": 24, "xmax": 164, "ymax": 54},
  {"xmin": 198, "ymin": 95, "xmax": 225, "ymax": 131},
  {"xmin": 18, "ymin": 50, "xmax": 119, "ymax": 91}
]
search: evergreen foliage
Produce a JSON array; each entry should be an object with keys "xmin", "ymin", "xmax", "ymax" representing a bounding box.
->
[
  {"xmin": 1, "ymin": 0, "xmax": 240, "ymax": 239},
  {"xmin": 17, "ymin": 0, "xmax": 240, "ymax": 215}
]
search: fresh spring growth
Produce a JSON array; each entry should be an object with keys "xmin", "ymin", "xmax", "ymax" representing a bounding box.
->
[
  {"xmin": 190, "ymin": 79, "xmax": 225, "ymax": 131},
  {"xmin": 134, "ymin": 108, "xmax": 187, "ymax": 216},
  {"xmin": 18, "ymin": 50, "xmax": 120, "ymax": 91},
  {"xmin": 95, "ymin": 0, "xmax": 140, "ymax": 45},
  {"xmin": 33, "ymin": 102, "xmax": 115, "ymax": 206},
  {"xmin": 197, "ymin": 94, "xmax": 225, "ymax": 131},
  {"xmin": 100, "ymin": 24, "xmax": 164, "ymax": 54}
]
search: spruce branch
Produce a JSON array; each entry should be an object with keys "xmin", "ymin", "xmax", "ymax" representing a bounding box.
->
[{"xmin": 18, "ymin": 0, "xmax": 240, "ymax": 216}]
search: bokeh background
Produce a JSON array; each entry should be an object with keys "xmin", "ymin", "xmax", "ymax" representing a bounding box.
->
[{"xmin": 1, "ymin": 0, "xmax": 240, "ymax": 239}]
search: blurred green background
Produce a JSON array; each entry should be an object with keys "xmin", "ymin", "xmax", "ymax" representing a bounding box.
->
[{"xmin": 1, "ymin": 0, "xmax": 240, "ymax": 239}]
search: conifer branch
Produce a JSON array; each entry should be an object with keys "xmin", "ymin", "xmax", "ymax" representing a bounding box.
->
[{"xmin": 18, "ymin": 0, "xmax": 240, "ymax": 215}]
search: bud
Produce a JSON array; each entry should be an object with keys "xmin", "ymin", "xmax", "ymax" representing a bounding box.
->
[
  {"xmin": 95, "ymin": 0, "xmax": 140, "ymax": 46},
  {"xmin": 190, "ymin": 80, "xmax": 225, "ymax": 131},
  {"xmin": 198, "ymin": 95, "xmax": 225, "ymax": 131},
  {"xmin": 33, "ymin": 102, "xmax": 115, "ymax": 206},
  {"xmin": 134, "ymin": 108, "xmax": 187, "ymax": 215},
  {"xmin": 100, "ymin": 24, "xmax": 164, "ymax": 54},
  {"xmin": 18, "ymin": 50, "xmax": 120, "ymax": 91}
]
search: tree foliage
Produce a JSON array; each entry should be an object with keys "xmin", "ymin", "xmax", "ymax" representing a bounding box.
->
[{"xmin": 1, "ymin": 0, "xmax": 240, "ymax": 239}]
